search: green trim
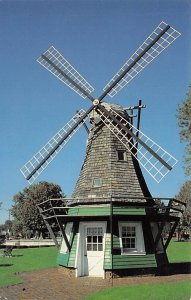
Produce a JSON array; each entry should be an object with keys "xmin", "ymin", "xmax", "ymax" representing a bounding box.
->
[
  {"xmin": 57, "ymin": 252, "xmax": 69, "ymax": 266},
  {"xmin": 113, "ymin": 208, "xmax": 145, "ymax": 215},
  {"xmin": 68, "ymin": 207, "xmax": 145, "ymax": 216},
  {"xmin": 68, "ymin": 207, "xmax": 110, "ymax": 216},
  {"xmin": 68, "ymin": 233, "xmax": 78, "ymax": 267},
  {"xmin": 104, "ymin": 254, "xmax": 157, "ymax": 269}
]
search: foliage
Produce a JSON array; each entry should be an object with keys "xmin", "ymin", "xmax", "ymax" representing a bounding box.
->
[
  {"xmin": 11, "ymin": 181, "xmax": 65, "ymax": 237},
  {"xmin": 0, "ymin": 220, "xmax": 13, "ymax": 233},
  {"xmin": 175, "ymin": 180, "xmax": 191, "ymax": 228},
  {"xmin": 0, "ymin": 246, "xmax": 57, "ymax": 287},
  {"xmin": 177, "ymin": 85, "xmax": 191, "ymax": 176},
  {"xmin": 82, "ymin": 281, "xmax": 191, "ymax": 300}
]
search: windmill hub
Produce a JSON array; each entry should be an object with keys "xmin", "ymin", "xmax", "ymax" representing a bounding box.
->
[
  {"xmin": 93, "ymin": 99, "xmax": 100, "ymax": 106},
  {"xmin": 90, "ymin": 102, "xmax": 125, "ymax": 125}
]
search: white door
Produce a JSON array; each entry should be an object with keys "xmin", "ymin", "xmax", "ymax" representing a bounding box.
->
[{"xmin": 82, "ymin": 222, "xmax": 106, "ymax": 277}]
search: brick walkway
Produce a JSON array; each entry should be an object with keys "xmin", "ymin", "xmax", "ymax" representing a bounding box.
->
[{"xmin": 0, "ymin": 267, "xmax": 190, "ymax": 300}]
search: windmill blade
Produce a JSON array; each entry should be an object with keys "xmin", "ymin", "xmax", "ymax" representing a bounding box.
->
[
  {"xmin": 101, "ymin": 21, "xmax": 181, "ymax": 99},
  {"xmin": 37, "ymin": 46, "xmax": 95, "ymax": 101},
  {"xmin": 20, "ymin": 108, "xmax": 93, "ymax": 184},
  {"xmin": 96, "ymin": 105, "xmax": 177, "ymax": 183}
]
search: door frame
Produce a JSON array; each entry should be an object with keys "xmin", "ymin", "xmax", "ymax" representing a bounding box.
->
[{"xmin": 77, "ymin": 221, "xmax": 107, "ymax": 278}]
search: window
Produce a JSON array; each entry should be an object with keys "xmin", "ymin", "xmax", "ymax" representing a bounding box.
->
[
  {"xmin": 86, "ymin": 227, "xmax": 103, "ymax": 251},
  {"xmin": 119, "ymin": 222, "xmax": 146, "ymax": 255},
  {"xmin": 117, "ymin": 150, "xmax": 127, "ymax": 161},
  {"xmin": 93, "ymin": 178, "xmax": 102, "ymax": 187},
  {"xmin": 121, "ymin": 226, "xmax": 136, "ymax": 252}
]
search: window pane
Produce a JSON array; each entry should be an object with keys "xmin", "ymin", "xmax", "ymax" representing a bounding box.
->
[
  {"xmin": 98, "ymin": 228, "xmax": 103, "ymax": 235},
  {"xmin": 87, "ymin": 236, "xmax": 92, "ymax": 243},
  {"xmin": 98, "ymin": 244, "xmax": 103, "ymax": 251},
  {"xmin": 87, "ymin": 244, "xmax": 92, "ymax": 251},
  {"xmin": 117, "ymin": 150, "xmax": 126, "ymax": 161},
  {"xmin": 131, "ymin": 240, "xmax": 136, "ymax": 248},
  {"xmin": 93, "ymin": 178, "xmax": 102, "ymax": 187},
  {"xmin": 121, "ymin": 225, "xmax": 137, "ymax": 250},
  {"xmin": 98, "ymin": 236, "xmax": 102, "ymax": 243}
]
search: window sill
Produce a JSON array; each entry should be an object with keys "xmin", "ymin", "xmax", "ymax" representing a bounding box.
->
[{"xmin": 121, "ymin": 251, "xmax": 146, "ymax": 256}]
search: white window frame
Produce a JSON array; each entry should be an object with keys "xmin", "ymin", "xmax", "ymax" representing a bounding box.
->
[
  {"xmin": 86, "ymin": 226, "xmax": 104, "ymax": 252},
  {"xmin": 118, "ymin": 222, "xmax": 146, "ymax": 255},
  {"xmin": 92, "ymin": 178, "xmax": 102, "ymax": 188}
]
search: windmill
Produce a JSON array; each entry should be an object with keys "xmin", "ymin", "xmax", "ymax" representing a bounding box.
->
[{"xmin": 21, "ymin": 22, "xmax": 185, "ymax": 278}]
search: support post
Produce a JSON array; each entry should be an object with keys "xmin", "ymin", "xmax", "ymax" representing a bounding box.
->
[
  {"xmin": 37, "ymin": 205, "xmax": 60, "ymax": 249},
  {"xmin": 154, "ymin": 221, "xmax": 166, "ymax": 249},
  {"xmin": 50, "ymin": 200, "xmax": 71, "ymax": 252},
  {"xmin": 164, "ymin": 220, "xmax": 179, "ymax": 250},
  {"xmin": 135, "ymin": 99, "xmax": 142, "ymax": 152},
  {"xmin": 154, "ymin": 199, "xmax": 174, "ymax": 249}
]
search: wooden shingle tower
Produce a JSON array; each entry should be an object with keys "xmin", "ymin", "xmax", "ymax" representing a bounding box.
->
[{"xmin": 21, "ymin": 22, "xmax": 185, "ymax": 278}]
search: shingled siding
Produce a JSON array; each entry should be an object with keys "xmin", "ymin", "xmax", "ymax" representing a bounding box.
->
[
  {"xmin": 104, "ymin": 233, "xmax": 157, "ymax": 269},
  {"xmin": 72, "ymin": 113, "xmax": 152, "ymax": 201}
]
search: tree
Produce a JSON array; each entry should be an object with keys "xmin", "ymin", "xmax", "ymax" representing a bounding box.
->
[
  {"xmin": 177, "ymin": 85, "xmax": 191, "ymax": 176},
  {"xmin": 175, "ymin": 180, "xmax": 191, "ymax": 238},
  {"xmin": 11, "ymin": 181, "xmax": 65, "ymax": 238}
]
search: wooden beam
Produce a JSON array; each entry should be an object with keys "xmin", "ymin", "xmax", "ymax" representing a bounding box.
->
[
  {"xmin": 164, "ymin": 220, "xmax": 179, "ymax": 250},
  {"xmin": 37, "ymin": 205, "xmax": 59, "ymax": 249}
]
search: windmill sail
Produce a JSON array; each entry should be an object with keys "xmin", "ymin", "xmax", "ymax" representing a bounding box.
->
[
  {"xmin": 37, "ymin": 46, "xmax": 95, "ymax": 101},
  {"xmin": 20, "ymin": 109, "xmax": 90, "ymax": 184},
  {"xmin": 102, "ymin": 21, "xmax": 181, "ymax": 99},
  {"xmin": 21, "ymin": 21, "xmax": 180, "ymax": 185},
  {"xmin": 96, "ymin": 105, "xmax": 177, "ymax": 183}
]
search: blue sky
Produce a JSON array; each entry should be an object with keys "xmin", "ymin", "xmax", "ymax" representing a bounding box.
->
[{"xmin": 0, "ymin": 0, "xmax": 190, "ymax": 224}]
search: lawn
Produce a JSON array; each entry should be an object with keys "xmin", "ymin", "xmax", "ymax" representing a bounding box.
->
[
  {"xmin": 167, "ymin": 240, "xmax": 191, "ymax": 262},
  {"xmin": 0, "ymin": 246, "xmax": 57, "ymax": 287},
  {"xmin": 82, "ymin": 281, "xmax": 191, "ymax": 300}
]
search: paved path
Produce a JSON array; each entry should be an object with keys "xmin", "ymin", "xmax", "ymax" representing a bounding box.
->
[{"xmin": 0, "ymin": 267, "xmax": 190, "ymax": 300}]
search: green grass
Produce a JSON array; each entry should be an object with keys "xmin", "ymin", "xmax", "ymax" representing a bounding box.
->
[
  {"xmin": 82, "ymin": 281, "xmax": 191, "ymax": 300},
  {"xmin": 0, "ymin": 246, "xmax": 57, "ymax": 287},
  {"xmin": 167, "ymin": 240, "xmax": 191, "ymax": 263}
]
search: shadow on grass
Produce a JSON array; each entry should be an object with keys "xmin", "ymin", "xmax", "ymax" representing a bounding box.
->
[
  {"xmin": 0, "ymin": 264, "xmax": 13, "ymax": 267},
  {"xmin": 158, "ymin": 262, "xmax": 191, "ymax": 275},
  {"xmin": 12, "ymin": 254, "xmax": 23, "ymax": 257}
]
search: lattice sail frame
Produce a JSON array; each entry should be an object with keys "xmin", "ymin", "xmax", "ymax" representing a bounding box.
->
[
  {"xmin": 97, "ymin": 106, "xmax": 178, "ymax": 183},
  {"xmin": 20, "ymin": 109, "xmax": 88, "ymax": 184},
  {"xmin": 37, "ymin": 46, "xmax": 95, "ymax": 99},
  {"xmin": 103, "ymin": 21, "xmax": 181, "ymax": 97}
]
